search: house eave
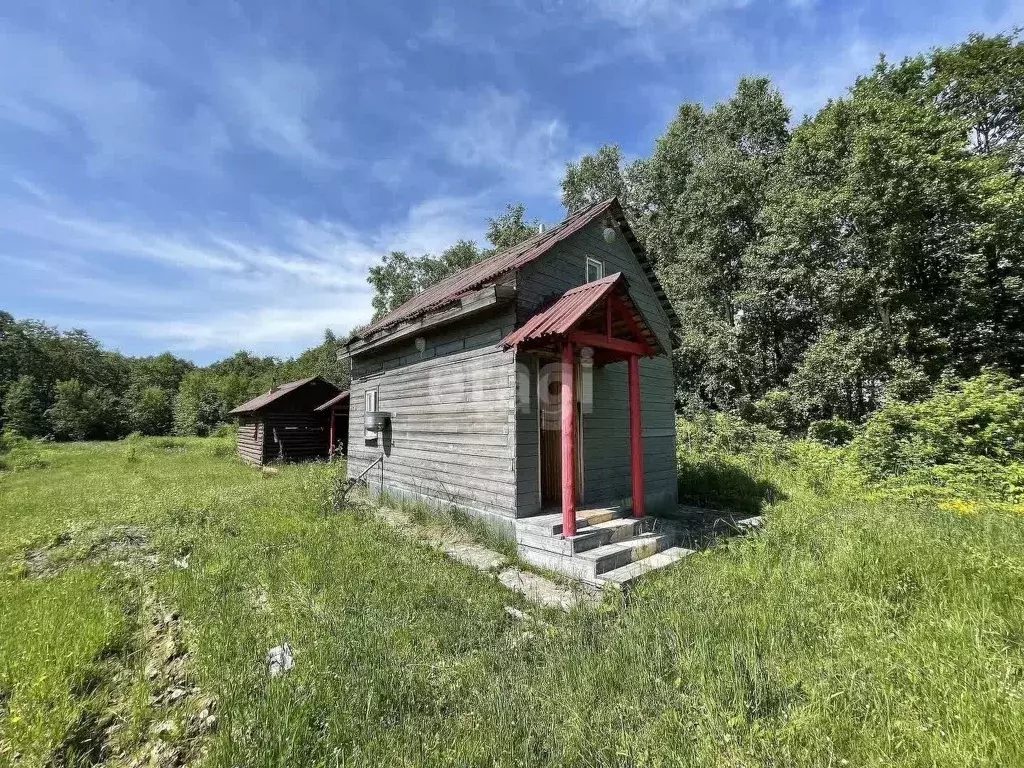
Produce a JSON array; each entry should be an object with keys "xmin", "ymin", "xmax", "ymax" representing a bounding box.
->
[{"xmin": 341, "ymin": 281, "xmax": 517, "ymax": 361}]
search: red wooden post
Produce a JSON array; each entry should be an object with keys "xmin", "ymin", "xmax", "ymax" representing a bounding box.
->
[
  {"xmin": 561, "ymin": 341, "xmax": 576, "ymax": 537},
  {"xmin": 628, "ymin": 354, "xmax": 644, "ymax": 518},
  {"xmin": 328, "ymin": 405, "xmax": 336, "ymax": 458}
]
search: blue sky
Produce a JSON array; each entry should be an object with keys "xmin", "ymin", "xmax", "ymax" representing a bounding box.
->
[{"xmin": 0, "ymin": 0, "xmax": 1020, "ymax": 364}]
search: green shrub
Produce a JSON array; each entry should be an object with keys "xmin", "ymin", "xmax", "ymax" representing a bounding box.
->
[
  {"xmin": 746, "ymin": 388, "xmax": 798, "ymax": 433},
  {"xmin": 677, "ymin": 412, "xmax": 785, "ymax": 457},
  {"xmin": 211, "ymin": 422, "xmax": 237, "ymax": 439},
  {"xmin": 121, "ymin": 431, "xmax": 144, "ymax": 465},
  {"xmin": 0, "ymin": 430, "xmax": 45, "ymax": 471},
  {"xmin": 852, "ymin": 371, "xmax": 1024, "ymax": 502},
  {"xmin": 807, "ymin": 417, "xmax": 855, "ymax": 447}
]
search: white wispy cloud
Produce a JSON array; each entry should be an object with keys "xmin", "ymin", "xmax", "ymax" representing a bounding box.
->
[
  {"xmin": 430, "ymin": 88, "xmax": 572, "ymax": 197},
  {"xmin": 215, "ymin": 57, "xmax": 336, "ymax": 167},
  {"xmin": 578, "ymin": 0, "xmax": 753, "ymax": 30},
  {"xmin": 0, "ymin": 12, "xmax": 344, "ymax": 175},
  {"xmin": 1, "ymin": 191, "xmax": 489, "ymax": 353}
]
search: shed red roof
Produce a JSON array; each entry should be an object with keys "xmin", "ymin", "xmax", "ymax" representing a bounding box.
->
[
  {"xmin": 500, "ymin": 273, "xmax": 664, "ymax": 357},
  {"xmin": 353, "ymin": 197, "xmax": 673, "ymax": 342},
  {"xmin": 229, "ymin": 377, "xmax": 338, "ymax": 415},
  {"xmin": 314, "ymin": 390, "xmax": 350, "ymax": 412}
]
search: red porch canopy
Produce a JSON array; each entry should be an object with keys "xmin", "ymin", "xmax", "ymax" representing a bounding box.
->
[
  {"xmin": 500, "ymin": 273, "xmax": 665, "ymax": 537},
  {"xmin": 500, "ymin": 273, "xmax": 664, "ymax": 364}
]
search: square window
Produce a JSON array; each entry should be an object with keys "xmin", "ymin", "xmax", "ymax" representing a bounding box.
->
[{"xmin": 585, "ymin": 256, "xmax": 604, "ymax": 283}]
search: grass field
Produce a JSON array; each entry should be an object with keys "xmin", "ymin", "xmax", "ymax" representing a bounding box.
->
[{"xmin": 2, "ymin": 435, "xmax": 1024, "ymax": 766}]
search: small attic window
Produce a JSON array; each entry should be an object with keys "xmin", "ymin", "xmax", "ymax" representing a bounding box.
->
[{"xmin": 585, "ymin": 256, "xmax": 604, "ymax": 283}]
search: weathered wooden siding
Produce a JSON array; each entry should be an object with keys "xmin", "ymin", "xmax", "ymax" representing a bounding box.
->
[
  {"xmin": 236, "ymin": 416, "xmax": 264, "ymax": 464},
  {"xmin": 516, "ymin": 220, "xmax": 678, "ymax": 515},
  {"xmin": 348, "ymin": 307, "xmax": 519, "ymax": 523},
  {"xmin": 515, "ymin": 354, "xmax": 541, "ymax": 514},
  {"xmin": 262, "ymin": 412, "xmax": 330, "ymax": 463}
]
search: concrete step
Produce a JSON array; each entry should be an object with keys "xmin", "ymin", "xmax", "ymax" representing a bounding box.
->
[
  {"xmin": 516, "ymin": 506, "xmax": 630, "ymax": 537},
  {"xmin": 577, "ymin": 532, "xmax": 677, "ymax": 576},
  {"xmin": 600, "ymin": 546, "xmax": 696, "ymax": 587},
  {"xmin": 517, "ymin": 531, "xmax": 676, "ymax": 584},
  {"xmin": 516, "ymin": 516, "xmax": 655, "ymax": 555}
]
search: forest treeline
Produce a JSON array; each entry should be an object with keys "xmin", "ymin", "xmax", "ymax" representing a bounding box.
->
[
  {"xmin": 0, "ymin": 315, "xmax": 349, "ymax": 440},
  {"xmin": 570, "ymin": 32, "xmax": 1024, "ymax": 432},
  {"xmin": 1, "ymin": 31, "xmax": 1021, "ymax": 442},
  {"xmin": 371, "ymin": 31, "xmax": 1024, "ymax": 435}
]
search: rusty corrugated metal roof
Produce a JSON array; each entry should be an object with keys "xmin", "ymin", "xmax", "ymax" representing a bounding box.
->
[
  {"xmin": 314, "ymin": 390, "xmax": 350, "ymax": 412},
  {"xmin": 229, "ymin": 376, "xmax": 334, "ymax": 415},
  {"xmin": 354, "ymin": 198, "xmax": 621, "ymax": 341},
  {"xmin": 501, "ymin": 273, "xmax": 624, "ymax": 348}
]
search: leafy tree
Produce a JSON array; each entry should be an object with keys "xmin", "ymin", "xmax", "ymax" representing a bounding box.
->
[
  {"xmin": 367, "ymin": 241, "xmax": 490, "ymax": 321},
  {"xmin": 2, "ymin": 375, "xmax": 46, "ymax": 437},
  {"xmin": 640, "ymin": 78, "xmax": 791, "ymax": 406},
  {"xmin": 129, "ymin": 352, "xmax": 194, "ymax": 392},
  {"xmin": 129, "ymin": 385, "xmax": 173, "ymax": 436},
  {"xmin": 277, "ymin": 329, "xmax": 351, "ymax": 389},
  {"xmin": 561, "ymin": 144, "xmax": 631, "ymax": 213},
  {"xmin": 367, "ymin": 251, "xmax": 421, "ymax": 320},
  {"xmin": 484, "ymin": 203, "xmax": 539, "ymax": 251},
  {"xmin": 561, "ymin": 144, "xmax": 654, "ymax": 242},
  {"xmin": 47, "ymin": 379, "xmax": 122, "ymax": 441},
  {"xmin": 173, "ymin": 371, "xmax": 225, "ymax": 437}
]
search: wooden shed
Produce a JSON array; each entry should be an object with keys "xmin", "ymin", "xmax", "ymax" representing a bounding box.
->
[
  {"xmin": 230, "ymin": 377, "xmax": 341, "ymax": 465},
  {"xmin": 341, "ymin": 198, "xmax": 688, "ymax": 585}
]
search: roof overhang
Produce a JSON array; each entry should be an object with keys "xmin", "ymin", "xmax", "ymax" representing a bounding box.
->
[
  {"xmin": 314, "ymin": 391, "xmax": 350, "ymax": 412},
  {"xmin": 342, "ymin": 281, "xmax": 516, "ymax": 361}
]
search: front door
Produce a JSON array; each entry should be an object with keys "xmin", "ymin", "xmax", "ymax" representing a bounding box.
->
[{"xmin": 539, "ymin": 360, "xmax": 583, "ymax": 509}]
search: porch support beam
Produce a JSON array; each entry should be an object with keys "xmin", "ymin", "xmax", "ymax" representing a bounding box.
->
[
  {"xmin": 609, "ymin": 294, "xmax": 656, "ymax": 356},
  {"xmin": 628, "ymin": 354, "xmax": 645, "ymax": 518},
  {"xmin": 561, "ymin": 341, "xmax": 577, "ymax": 537},
  {"xmin": 567, "ymin": 331, "xmax": 647, "ymax": 357},
  {"xmin": 328, "ymin": 405, "xmax": 336, "ymax": 458}
]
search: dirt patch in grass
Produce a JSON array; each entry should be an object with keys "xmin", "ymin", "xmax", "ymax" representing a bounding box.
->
[
  {"xmin": 7, "ymin": 523, "xmax": 216, "ymax": 767},
  {"xmin": 112, "ymin": 596, "xmax": 217, "ymax": 768},
  {"xmin": 17, "ymin": 525, "xmax": 160, "ymax": 579},
  {"xmin": 40, "ymin": 595, "xmax": 217, "ymax": 768}
]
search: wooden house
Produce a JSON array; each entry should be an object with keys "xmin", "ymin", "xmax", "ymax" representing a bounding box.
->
[
  {"xmin": 343, "ymin": 198, "xmax": 687, "ymax": 585},
  {"xmin": 230, "ymin": 377, "xmax": 341, "ymax": 465}
]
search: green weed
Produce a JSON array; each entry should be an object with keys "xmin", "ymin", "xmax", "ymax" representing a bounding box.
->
[{"xmin": 1, "ymin": 435, "xmax": 1023, "ymax": 765}]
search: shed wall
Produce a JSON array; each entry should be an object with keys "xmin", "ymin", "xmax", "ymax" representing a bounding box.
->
[
  {"xmin": 262, "ymin": 412, "xmax": 330, "ymax": 463},
  {"xmin": 515, "ymin": 220, "xmax": 678, "ymax": 515},
  {"xmin": 236, "ymin": 416, "xmax": 264, "ymax": 465}
]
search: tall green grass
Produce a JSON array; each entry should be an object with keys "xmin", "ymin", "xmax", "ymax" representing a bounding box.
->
[{"xmin": 2, "ymin": 435, "xmax": 1024, "ymax": 765}]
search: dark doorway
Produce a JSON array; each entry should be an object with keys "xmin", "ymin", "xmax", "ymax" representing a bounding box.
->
[{"xmin": 538, "ymin": 361, "xmax": 582, "ymax": 509}]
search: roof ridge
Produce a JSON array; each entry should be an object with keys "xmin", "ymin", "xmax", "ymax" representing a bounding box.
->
[
  {"xmin": 355, "ymin": 197, "xmax": 618, "ymax": 340},
  {"xmin": 229, "ymin": 376, "xmax": 336, "ymax": 415}
]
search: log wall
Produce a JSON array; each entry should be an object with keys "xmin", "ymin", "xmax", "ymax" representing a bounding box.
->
[
  {"xmin": 262, "ymin": 412, "xmax": 331, "ymax": 463},
  {"xmin": 236, "ymin": 416, "xmax": 264, "ymax": 465}
]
